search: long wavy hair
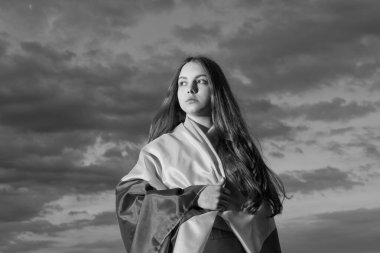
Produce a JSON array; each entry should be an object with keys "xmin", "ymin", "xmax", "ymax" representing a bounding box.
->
[{"xmin": 148, "ymin": 56, "xmax": 286, "ymax": 216}]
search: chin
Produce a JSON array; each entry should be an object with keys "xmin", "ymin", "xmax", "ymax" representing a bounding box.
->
[
  {"xmin": 183, "ymin": 106, "xmax": 201, "ymax": 114},
  {"xmin": 184, "ymin": 110, "xmax": 201, "ymax": 115},
  {"xmin": 181, "ymin": 104, "xmax": 210, "ymax": 116}
]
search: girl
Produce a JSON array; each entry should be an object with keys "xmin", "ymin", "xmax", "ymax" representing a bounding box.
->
[{"xmin": 116, "ymin": 56, "xmax": 286, "ymax": 253}]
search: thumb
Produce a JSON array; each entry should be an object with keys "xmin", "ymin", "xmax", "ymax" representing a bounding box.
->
[{"xmin": 216, "ymin": 178, "xmax": 226, "ymax": 187}]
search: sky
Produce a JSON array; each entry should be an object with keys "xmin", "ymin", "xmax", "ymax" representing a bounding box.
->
[{"xmin": 0, "ymin": 0, "xmax": 380, "ymax": 252}]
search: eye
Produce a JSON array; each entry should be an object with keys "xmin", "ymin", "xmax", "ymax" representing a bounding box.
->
[
  {"xmin": 197, "ymin": 79, "xmax": 208, "ymax": 85},
  {"xmin": 178, "ymin": 81, "xmax": 187, "ymax": 86}
]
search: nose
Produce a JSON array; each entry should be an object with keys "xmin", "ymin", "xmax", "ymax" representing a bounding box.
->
[{"xmin": 187, "ymin": 80, "xmax": 198, "ymax": 94}]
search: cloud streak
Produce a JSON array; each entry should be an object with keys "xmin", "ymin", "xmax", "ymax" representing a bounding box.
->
[{"xmin": 280, "ymin": 167, "xmax": 364, "ymax": 194}]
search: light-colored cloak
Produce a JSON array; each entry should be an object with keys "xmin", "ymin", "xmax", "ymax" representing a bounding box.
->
[{"xmin": 118, "ymin": 116, "xmax": 280, "ymax": 253}]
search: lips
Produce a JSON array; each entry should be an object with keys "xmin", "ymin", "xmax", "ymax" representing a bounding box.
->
[{"xmin": 186, "ymin": 98, "xmax": 198, "ymax": 102}]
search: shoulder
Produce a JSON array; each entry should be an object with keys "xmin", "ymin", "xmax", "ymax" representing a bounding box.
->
[{"xmin": 142, "ymin": 123, "xmax": 185, "ymax": 154}]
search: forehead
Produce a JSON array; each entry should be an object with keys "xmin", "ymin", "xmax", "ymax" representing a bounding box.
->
[{"xmin": 179, "ymin": 61, "xmax": 207, "ymax": 77}]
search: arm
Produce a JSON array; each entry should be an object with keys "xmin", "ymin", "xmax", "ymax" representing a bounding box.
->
[{"xmin": 116, "ymin": 179, "xmax": 206, "ymax": 253}]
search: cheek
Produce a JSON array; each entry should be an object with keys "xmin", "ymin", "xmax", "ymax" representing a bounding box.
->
[
  {"xmin": 177, "ymin": 89, "xmax": 183, "ymax": 102},
  {"xmin": 203, "ymin": 89, "xmax": 212, "ymax": 103},
  {"xmin": 177, "ymin": 89, "xmax": 187, "ymax": 107}
]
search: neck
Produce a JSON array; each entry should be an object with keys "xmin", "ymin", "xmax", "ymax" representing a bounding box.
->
[{"xmin": 187, "ymin": 114, "xmax": 212, "ymax": 132}]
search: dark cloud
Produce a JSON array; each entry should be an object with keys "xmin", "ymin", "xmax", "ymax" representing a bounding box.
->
[
  {"xmin": 0, "ymin": 37, "xmax": 9, "ymax": 56},
  {"xmin": 240, "ymin": 99, "xmax": 281, "ymax": 119},
  {"xmin": 281, "ymin": 208, "xmax": 380, "ymax": 253},
  {"xmin": 299, "ymin": 98, "xmax": 377, "ymax": 122},
  {"xmin": 348, "ymin": 139, "xmax": 380, "ymax": 158},
  {"xmin": 0, "ymin": 155, "xmax": 135, "ymax": 193},
  {"xmin": 90, "ymin": 211, "xmax": 118, "ymax": 226},
  {"xmin": 0, "ymin": 129, "xmax": 97, "ymax": 160},
  {"xmin": 21, "ymin": 41, "xmax": 76, "ymax": 62},
  {"xmin": 269, "ymin": 151, "xmax": 285, "ymax": 158},
  {"xmin": 68, "ymin": 210, "xmax": 88, "ymax": 216},
  {"xmin": 248, "ymin": 118, "xmax": 308, "ymax": 141},
  {"xmin": 0, "ymin": 239, "xmax": 55, "ymax": 253},
  {"xmin": 329, "ymin": 126, "xmax": 354, "ymax": 135},
  {"xmin": 0, "ymin": 211, "xmax": 122, "ymax": 253},
  {"xmin": 0, "ymin": 38, "xmax": 166, "ymax": 233},
  {"xmin": 280, "ymin": 166, "xmax": 363, "ymax": 194},
  {"xmin": 362, "ymin": 126, "xmax": 380, "ymax": 141},
  {"xmin": 0, "ymin": 0, "xmax": 176, "ymax": 43},
  {"xmin": 326, "ymin": 141, "xmax": 346, "ymax": 155},
  {"xmin": 269, "ymin": 142, "xmax": 303, "ymax": 157},
  {"xmin": 312, "ymin": 128, "xmax": 380, "ymax": 158},
  {"xmin": 0, "ymin": 126, "xmax": 141, "ymax": 196},
  {"xmin": 0, "ymin": 185, "xmax": 62, "ymax": 222},
  {"xmin": 0, "ymin": 220, "xmax": 45, "ymax": 251},
  {"xmin": 241, "ymin": 99, "xmax": 309, "ymax": 140},
  {"xmin": 173, "ymin": 24, "xmax": 221, "ymax": 43},
  {"xmin": 103, "ymin": 147, "xmax": 124, "ymax": 158},
  {"xmin": 241, "ymin": 95, "xmax": 377, "ymax": 139},
  {"xmin": 242, "ymin": 97, "xmax": 378, "ymax": 124},
  {"xmin": 218, "ymin": 0, "xmax": 380, "ymax": 95},
  {"xmin": 62, "ymin": 240, "xmax": 125, "ymax": 253},
  {"xmin": 0, "ymin": 39, "xmax": 157, "ymax": 138}
]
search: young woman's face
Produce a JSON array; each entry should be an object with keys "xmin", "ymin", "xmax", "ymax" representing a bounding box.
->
[{"xmin": 177, "ymin": 61, "xmax": 212, "ymax": 117}]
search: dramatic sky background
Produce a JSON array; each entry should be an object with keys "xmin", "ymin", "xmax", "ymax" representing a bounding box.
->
[{"xmin": 1, "ymin": 0, "xmax": 380, "ymax": 252}]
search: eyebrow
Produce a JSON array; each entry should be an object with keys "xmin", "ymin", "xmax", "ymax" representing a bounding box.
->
[{"xmin": 178, "ymin": 74, "xmax": 207, "ymax": 80}]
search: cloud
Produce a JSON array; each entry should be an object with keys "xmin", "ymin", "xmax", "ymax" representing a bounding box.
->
[
  {"xmin": 241, "ymin": 95, "xmax": 378, "ymax": 141},
  {"xmin": 0, "ymin": 39, "xmax": 157, "ymax": 139},
  {"xmin": 0, "ymin": 189, "xmax": 120, "ymax": 253},
  {"xmin": 173, "ymin": 24, "xmax": 221, "ymax": 43},
  {"xmin": 243, "ymin": 97, "xmax": 378, "ymax": 123},
  {"xmin": 0, "ymin": 134, "xmax": 141, "ymax": 197},
  {"xmin": 0, "ymin": 184, "xmax": 62, "ymax": 222},
  {"xmin": 0, "ymin": 221, "xmax": 123, "ymax": 253},
  {"xmin": 0, "ymin": 133, "xmax": 141, "ymax": 244},
  {"xmin": 249, "ymin": 118, "xmax": 308, "ymax": 141},
  {"xmin": 348, "ymin": 139, "xmax": 380, "ymax": 159},
  {"xmin": 11, "ymin": 225, "xmax": 122, "ymax": 253},
  {"xmin": 21, "ymin": 41, "xmax": 76, "ymax": 62},
  {"xmin": 217, "ymin": 0, "xmax": 380, "ymax": 94},
  {"xmin": 298, "ymin": 98, "xmax": 377, "ymax": 122},
  {"xmin": 0, "ymin": 36, "xmax": 9, "ymax": 56},
  {"xmin": 326, "ymin": 141, "xmax": 346, "ymax": 155},
  {"xmin": 329, "ymin": 126, "xmax": 354, "ymax": 135},
  {"xmin": 0, "ymin": 0, "xmax": 176, "ymax": 44},
  {"xmin": 280, "ymin": 207, "xmax": 380, "ymax": 253},
  {"xmin": 240, "ymin": 99, "xmax": 309, "ymax": 140},
  {"xmin": 280, "ymin": 166, "xmax": 363, "ymax": 194},
  {"xmin": 90, "ymin": 211, "xmax": 118, "ymax": 226},
  {"xmin": 0, "ymin": 154, "xmax": 135, "ymax": 192},
  {"xmin": 33, "ymin": 190, "xmax": 114, "ymax": 225},
  {"xmin": 269, "ymin": 151, "xmax": 285, "ymax": 158}
]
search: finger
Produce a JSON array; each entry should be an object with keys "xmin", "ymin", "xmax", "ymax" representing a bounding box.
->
[
  {"xmin": 220, "ymin": 189, "xmax": 231, "ymax": 199},
  {"xmin": 222, "ymin": 187, "xmax": 231, "ymax": 195},
  {"xmin": 220, "ymin": 194, "xmax": 231, "ymax": 202},
  {"xmin": 218, "ymin": 200, "xmax": 230, "ymax": 210},
  {"xmin": 217, "ymin": 198, "xmax": 229, "ymax": 206}
]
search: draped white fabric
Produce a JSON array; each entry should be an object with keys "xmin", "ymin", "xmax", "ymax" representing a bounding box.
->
[{"xmin": 122, "ymin": 116, "xmax": 276, "ymax": 253}]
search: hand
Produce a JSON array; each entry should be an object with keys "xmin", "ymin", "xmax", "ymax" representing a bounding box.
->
[{"xmin": 197, "ymin": 185, "xmax": 231, "ymax": 211}]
